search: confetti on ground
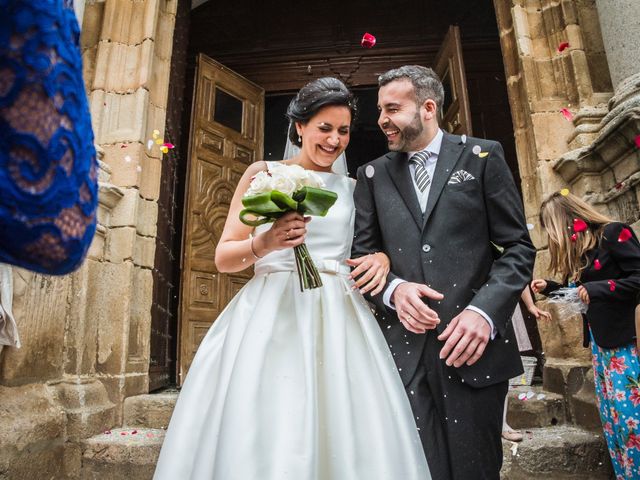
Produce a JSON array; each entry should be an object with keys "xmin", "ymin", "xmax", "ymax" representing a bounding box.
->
[
  {"xmin": 510, "ymin": 442, "xmax": 519, "ymax": 456},
  {"xmin": 518, "ymin": 392, "xmax": 527, "ymax": 401},
  {"xmin": 526, "ymin": 391, "xmax": 535, "ymax": 400},
  {"xmin": 472, "ymin": 145, "xmax": 481, "ymax": 155},
  {"xmin": 618, "ymin": 227, "xmax": 632, "ymax": 242},
  {"xmin": 608, "ymin": 280, "xmax": 616, "ymax": 292},
  {"xmin": 560, "ymin": 188, "xmax": 570, "ymax": 196},
  {"xmin": 536, "ymin": 393, "xmax": 546, "ymax": 400},
  {"xmin": 558, "ymin": 42, "xmax": 570, "ymax": 52},
  {"xmin": 361, "ymin": 32, "xmax": 376, "ymax": 49},
  {"xmin": 594, "ymin": 259, "xmax": 602, "ymax": 270},
  {"xmin": 560, "ymin": 108, "xmax": 573, "ymax": 121},
  {"xmin": 573, "ymin": 218, "xmax": 587, "ymax": 233}
]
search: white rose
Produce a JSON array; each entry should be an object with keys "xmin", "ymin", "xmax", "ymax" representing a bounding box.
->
[
  {"xmin": 244, "ymin": 170, "xmax": 273, "ymax": 196},
  {"xmin": 279, "ymin": 164, "xmax": 309, "ymax": 190},
  {"xmin": 270, "ymin": 171, "xmax": 297, "ymax": 197},
  {"xmin": 300, "ymin": 171, "xmax": 325, "ymax": 188}
]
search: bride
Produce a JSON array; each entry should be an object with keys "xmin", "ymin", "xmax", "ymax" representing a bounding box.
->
[{"xmin": 153, "ymin": 77, "xmax": 430, "ymax": 479}]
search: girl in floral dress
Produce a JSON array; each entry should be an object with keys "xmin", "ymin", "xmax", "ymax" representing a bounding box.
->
[{"xmin": 532, "ymin": 191, "xmax": 640, "ymax": 479}]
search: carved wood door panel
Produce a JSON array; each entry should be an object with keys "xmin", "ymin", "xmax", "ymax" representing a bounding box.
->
[
  {"xmin": 434, "ymin": 26, "xmax": 473, "ymax": 135},
  {"xmin": 178, "ymin": 54, "xmax": 264, "ymax": 385}
]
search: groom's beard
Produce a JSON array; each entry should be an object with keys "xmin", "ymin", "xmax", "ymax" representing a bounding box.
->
[{"xmin": 386, "ymin": 111, "xmax": 424, "ymax": 152}]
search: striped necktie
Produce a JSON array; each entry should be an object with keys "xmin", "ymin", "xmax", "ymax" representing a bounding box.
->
[{"xmin": 409, "ymin": 151, "xmax": 431, "ymax": 192}]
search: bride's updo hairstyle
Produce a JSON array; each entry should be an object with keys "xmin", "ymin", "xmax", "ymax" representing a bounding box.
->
[{"xmin": 286, "ymin": 77, "xmax": 357, "ymax": 148}]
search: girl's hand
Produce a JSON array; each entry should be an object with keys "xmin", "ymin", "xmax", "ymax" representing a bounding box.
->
[
  {"xmin": 346, "ymin": 252, "xmax": 391, "ymax": 296},
  {"xmin": 530, "ymin": 279, "xmax": 547, "ymax": 294},
  {"xmin": 528, "ymin": 305, "xmax": 552, "ymax": 321},
  {"xmin": 261, "ymin": 212, "xmax": 310, "ymax": 252},
  {"xmin": 577, "ymin": 285, "xmax": 590, "ymax": 304}
]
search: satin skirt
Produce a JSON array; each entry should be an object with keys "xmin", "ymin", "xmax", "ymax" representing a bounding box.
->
[{"xmin": 154, "ymin": 267, "xmax": 430, "ymax": 480}]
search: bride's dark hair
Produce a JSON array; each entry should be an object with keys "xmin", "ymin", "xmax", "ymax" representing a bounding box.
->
[{"xmin": 286, "ymin": 77, "xmax": 357, "ymax": 147}]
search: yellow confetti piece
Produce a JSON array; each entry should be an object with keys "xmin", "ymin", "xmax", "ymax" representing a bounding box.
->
[
  {"xmin": 560, "ymin": 188, "xmax": 570, "ymax": 196},
  {"xmin": 478, "ymin": 152, "xmax": 489, "ymax": 158},
  {"xmin": 152, "ymin": 129, "xmax": 160, "ymax": 138},
  {"xmin": 160, "ymin": 146, "xmax": 168, "ymax": 154},
  {"xmin": 155, "ymin": 138, "xmax": 163, "ymax": 145}
]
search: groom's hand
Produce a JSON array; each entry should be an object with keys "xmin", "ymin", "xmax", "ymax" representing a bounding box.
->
[
  {"xmin": 438, "ymin": 310, "xmax": 491, "ymax": 367},
  {"xmin": 392, "ymin": 282, "xmax": 443, "ymax": 334}
]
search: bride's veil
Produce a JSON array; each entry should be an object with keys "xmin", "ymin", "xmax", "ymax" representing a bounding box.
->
[{"xmin": 283, "ymin": 133, "xmax": 348, "ymax": 176}]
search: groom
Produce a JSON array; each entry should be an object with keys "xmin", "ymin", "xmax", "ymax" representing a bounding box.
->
[{"xmin": 351, "ymin": 66, "xmax": 535, "ymax": 479}]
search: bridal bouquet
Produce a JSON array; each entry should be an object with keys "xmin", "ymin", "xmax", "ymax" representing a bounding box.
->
[{"xmin": 239, "ymin": 164, "xmax": 338, "ymax": 291}]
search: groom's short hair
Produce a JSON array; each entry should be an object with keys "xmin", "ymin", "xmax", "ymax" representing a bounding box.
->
[{"xmin": 378, "ymin": 65, "xmax": 444, "ymax": 115}]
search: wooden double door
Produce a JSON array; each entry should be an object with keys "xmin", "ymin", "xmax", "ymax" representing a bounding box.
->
[{"xmin": 175, "ymin": 26, "xmax": 472, "ymax": 384}]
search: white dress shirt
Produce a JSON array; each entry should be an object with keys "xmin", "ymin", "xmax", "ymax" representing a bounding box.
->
[{"xmin": 381, "ymin": 129, "xmax": 496, "ymax": 338}]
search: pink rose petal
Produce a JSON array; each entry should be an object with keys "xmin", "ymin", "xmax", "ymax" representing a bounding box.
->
[
  {"xmin": 561, "ymin": 108, "xmax": 573, "ymax": 121},
  {"xmin": 594, "ymin": 259, "xmax": 602, "ymax": 270},
  {"xmin": 361, "ymin": 32, "xmax": 376, "ymax": 49},
  {"xmin": 558, "ymin": 42, "xmax": 570, "ymax": 52},
  {"xmin": 573, "ymin": 218, "xmax": 587, "ymax": 233},
  {"xmin": 608, "ymin": 279, "xmax": 616, "ymax": 292},
  {"xmin": 618, "ymin": 227, "xmax": 632, "ymax": 243}
]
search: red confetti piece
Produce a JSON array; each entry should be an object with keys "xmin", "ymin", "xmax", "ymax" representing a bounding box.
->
[
  {"xmin": 561, "ymin": 108, "xmax": 573, "ymax": 121},
  {"xmin": 361, "ymin": 32, "xmax": 376, "ymax": 49},
  {"xmin": 120, "ymin": 144, "xmax": 127, "ymax": 148},
  {"xmin": 570, "ymin": 233, "xmax": 577, "ymax": 242},
  {"xmin": 635, "ymin": 135, "xmax": 640, "ymax": 149},
  {"xmin": 573, "ymin": 218, "xmax": 587, "ymax": 233},
  {"xmin": 120, "ymin": 432, "xmax": 127, "ymax": 436},
  {"xmin": 104, "ymin": 430, "xmax": 112, "ymax": 435},
  {"xmin": 594, "ymin": 259, "xmax": 602, "ymax": 270},
  {"xmin": 608, "ymin": 280, "xmax": 616, "ymax": 292},
  {"xmin": 131, "ymin": 430, "xmax": 138, "ymax": 435},
  {"xmin": 615, "ymin": 182, "xmax": 624, "ymax": 190},
  {"xmin": 558, "ymin": 42, "xmax": 570, "ymax": 52},
  {"xmin": 162, "ymin": 142, "xmax": 175, "ymax": 149},
  {"xmin": 618, "ymin": 227, "xmax": 632, "ymax": 243}
]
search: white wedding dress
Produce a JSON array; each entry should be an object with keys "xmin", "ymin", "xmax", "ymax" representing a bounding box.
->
[{"xmin": 154, "ymin": 165, "xmax": 430, "ymax": 480}]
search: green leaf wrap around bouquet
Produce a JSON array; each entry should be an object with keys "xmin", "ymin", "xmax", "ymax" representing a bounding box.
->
[
  {"xmin": 239, "ymin": 187, "xmax": 337, "ymax": 227},
  {"xmin": 239, "ymin": 186, "xmax": 338, "ymax": 291}
]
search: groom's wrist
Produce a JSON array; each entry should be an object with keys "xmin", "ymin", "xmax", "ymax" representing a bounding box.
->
[{"xmin": 384, "ymin": 278, "xmax": 407, "ymax": 310}]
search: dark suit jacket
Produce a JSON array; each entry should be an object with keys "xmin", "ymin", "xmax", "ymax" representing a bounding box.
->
[
  {"xmin": 352, "ymin": 132, "xmax": 536, "ymax": 387},
  {"xmin": 542, "ymin": 222, "xmax": 640, "ymax": 349}
]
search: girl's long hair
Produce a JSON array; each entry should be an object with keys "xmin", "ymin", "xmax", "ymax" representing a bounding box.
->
[{"xmin": 539, "ymin": 192, "xmax": 613, "ymax": 281}]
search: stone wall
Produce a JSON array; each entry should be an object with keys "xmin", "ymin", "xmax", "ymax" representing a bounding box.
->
[{"xmin": 0, "ymin": 1, "xmax": 178, "ymax": 478}]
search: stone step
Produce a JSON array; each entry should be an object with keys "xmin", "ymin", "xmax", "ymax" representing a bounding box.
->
[
  {"xmin": 501, "ymin": 426, "xmax": 613, "ymax": 479},
  {"xmin": 81, "ymin": 428, "xmax": 165, "ymax": 480},
  {"xmin": 506, "ymin": 385, "xmax": 567, "ymax": 429},
  {"xmin": 123, "ymin": 390, "xmax": 178, "ymax": 429}
]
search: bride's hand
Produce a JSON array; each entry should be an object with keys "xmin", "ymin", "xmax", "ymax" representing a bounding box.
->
[
  {"xmin": 346, "ymin": 252, "xmax": 390, "ymax": 296},
  {"xmin": 259, "ymin": 211, "xmax": 310, "ymax": 253}
]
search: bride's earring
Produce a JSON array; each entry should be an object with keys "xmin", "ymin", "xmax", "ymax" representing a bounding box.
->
[{"xmin": 298, "ymin": 135, "xmax": 302, "ymax": 144}]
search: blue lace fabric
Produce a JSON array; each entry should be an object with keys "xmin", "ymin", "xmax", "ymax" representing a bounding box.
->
[{"xmin": 0, "ymin": 0, "xmax": 98, "ymax": 275}]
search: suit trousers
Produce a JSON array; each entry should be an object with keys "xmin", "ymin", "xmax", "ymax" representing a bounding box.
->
[{"xmin": 405, "ymin": 330, "xmax": 508, "ymax": 480}]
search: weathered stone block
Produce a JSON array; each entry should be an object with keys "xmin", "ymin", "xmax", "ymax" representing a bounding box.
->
[
  {"xmin": 0, "ymin": 384, "xmax": 67, "ymax": 479},
  {"xmin": 101, "ymin": 0, "xmax": 159, "ymax": 45},
  {"xmin": 102, "ymin": 142, "xmax": 145, "ymax": 188},
  {"xmin": 123, "ymin": 391, "xmax": 177, "ymax": 429},
  {"xmin": 0, "ymin": 270, "xmax": 71, "ymax": 384},
  {"xmin": 136, "ymin": 198, "xmax": 159, "ymax": 238},
  {"xmin": 110, "ymin": 188, "xmax": 139, "ymax": 228},
  {"xmin": 106, "ymin": 227, "xmax": 137, "ymax": 263},
  {"xmin": 93, "ymin": 39, "xmax": 154, "ymax": 93},
  {"xmin": 89, "ymin": 89, "xmax": 150, "ymax": 145},
  {"xmin": 133, "ymin": 235, "xmax": 157, "ymax": 269},
  {"xmin": 507, "ymin": 386, "xmax": 567, "ymax": 429},
  {"xmin": 139, "ymin": 154, "xmax": 163, "ymax": 201},
  {"xmin": 537, "ymin": 301, "xmax": 591, "ymax": 360}
]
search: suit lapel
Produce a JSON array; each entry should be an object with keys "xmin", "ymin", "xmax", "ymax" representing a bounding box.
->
[
  {"xmin": 422, "ymin": 133, "xmax": 465, "ymax": 228},
  {"xmin": 384, "ymin": 152, "xmax": 423, "ymax": 229}
]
